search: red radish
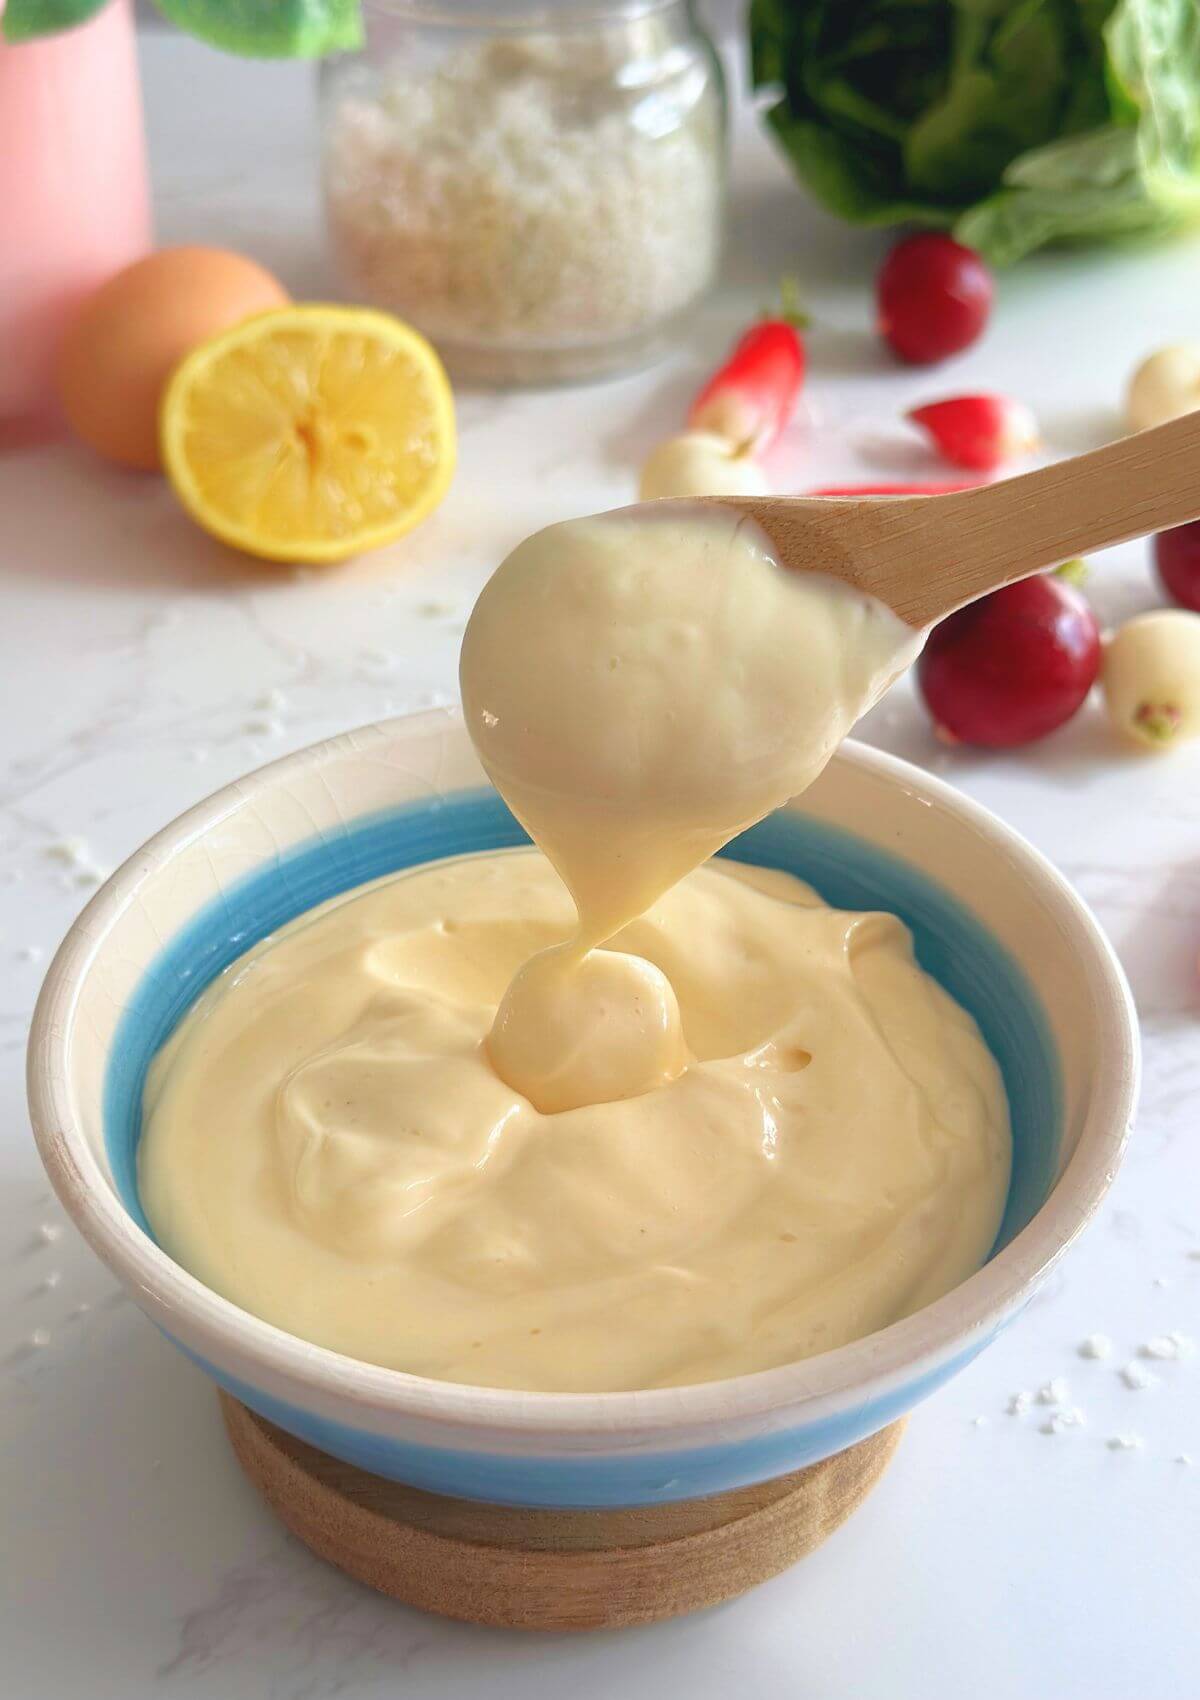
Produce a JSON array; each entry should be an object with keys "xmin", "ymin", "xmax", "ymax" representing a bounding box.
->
[
  {"xmin": 809, "ymin": 481, "xmax": 977, "ymax": 497},
  {"xmin": 877, "ymin": 234, "xmax": 993, "ymax": 365},
  {"xmin": 908, "ymin": 394, "xmax": 1038, "ymax": 471},
  {"xmin": 917, "ymin": 575, "xmax": 1101, "ymax": 748},
  {"xmin": 689, "ymin": 299, "xmax": 807, "ymax": 454},
  {"xmin": 1154, "ymin": 519, "xmax": 1200, "ymax": 612}
]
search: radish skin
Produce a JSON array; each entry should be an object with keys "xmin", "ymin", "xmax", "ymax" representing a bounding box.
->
[
  {"xmin": 1101, "ymin": 610, "xmax": 1200, "ymax": 749},
  {"xmin": 639, "ymin": 432, "xmax": 770, "ymax": 501},
  {"xmin": 1126, "ymin": 345, "xmax": 1200, "ymax": 432}
]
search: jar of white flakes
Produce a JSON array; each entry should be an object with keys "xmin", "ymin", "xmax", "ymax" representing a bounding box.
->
[{"xmin": 320, "ymin": 0, "xmax": 727, "ymax": 384}]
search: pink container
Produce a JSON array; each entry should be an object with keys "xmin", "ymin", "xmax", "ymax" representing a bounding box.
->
[{"xmin": 0, "ymin": 0, "xmax": 152, "ymax": 448}]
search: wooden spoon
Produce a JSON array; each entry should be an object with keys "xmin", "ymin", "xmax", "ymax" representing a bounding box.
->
[{"xmin": 711, "ymin": 411, "xmax": 1200, "ymax": 627}]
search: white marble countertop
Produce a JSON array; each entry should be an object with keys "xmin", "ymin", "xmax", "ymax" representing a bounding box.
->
[{"xmin": 3, "ymin": 25, "xmax": 1199, "ymax": 1699}]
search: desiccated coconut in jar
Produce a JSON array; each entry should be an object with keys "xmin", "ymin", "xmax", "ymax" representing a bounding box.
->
[{"xmin": 321, "ymin": 31, "xmax": 724, "ymax": 379}]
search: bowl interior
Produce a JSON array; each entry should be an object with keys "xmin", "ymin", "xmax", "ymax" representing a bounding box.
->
[
  {"xmin": 43, "ymin": 707, "xmax": 1134, "ymax": 1424},
  {"xmin": 101, "ymin": 777, "xmax": 1061, "ymax": 1266}
]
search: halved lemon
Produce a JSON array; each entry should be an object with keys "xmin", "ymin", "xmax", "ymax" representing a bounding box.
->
[{"xmin": 161, "ymin": 305, "xmax": 456, "ymax": 564}]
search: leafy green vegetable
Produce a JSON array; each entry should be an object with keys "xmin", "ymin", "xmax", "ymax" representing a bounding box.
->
[
  {"xmin": 1, "ymin": 0, "xmax": 109, "ymax": 43},
  {"xmin": 1, "ymin": 0, "xmax": 361, "ymax": 53},
  {"xmin": 150, "ymin": 0, "xmax": 361, "ymax": 58},
  {"xmin": 750, "ymin": 0, "xmax": 1200, "ymax": 262}
]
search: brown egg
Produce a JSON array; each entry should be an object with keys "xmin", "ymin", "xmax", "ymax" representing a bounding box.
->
[{"xmin": 57, "ymin": 247, "xmax": 289, "ymax": 471}]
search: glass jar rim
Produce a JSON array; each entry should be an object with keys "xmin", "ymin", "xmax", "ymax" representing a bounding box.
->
[{"xmin": 356, "ymin": 0, "xmax": 686, "ymax": 28}]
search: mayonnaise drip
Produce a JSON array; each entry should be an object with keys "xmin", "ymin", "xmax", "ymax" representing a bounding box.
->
[
  {"xmin": 139, "ymin": 503, "xmax": 1012, "ymax": 1392},
  {"xmin": 460, "ymin": 504, "xmax": 919, "ymax": 1109}
]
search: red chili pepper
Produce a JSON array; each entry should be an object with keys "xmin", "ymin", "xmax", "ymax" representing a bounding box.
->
[
  {"xmin": 689, "ymin": 286, "xmax": 807, "ymax": 455},
  {"xmin": 808, "ymin": 481, "xmax": 978, "ymax": 497}
]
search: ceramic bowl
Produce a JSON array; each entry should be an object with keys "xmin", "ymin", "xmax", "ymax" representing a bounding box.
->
[{"xmin": 28, "ymin": 712, "xmax": 1138, "ymax": 1509}]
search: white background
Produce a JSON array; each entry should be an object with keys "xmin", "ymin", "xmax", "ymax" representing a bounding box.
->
[{"xmin": 2, "ymin": 22, "xmax": 1198, "ymax": 1699}]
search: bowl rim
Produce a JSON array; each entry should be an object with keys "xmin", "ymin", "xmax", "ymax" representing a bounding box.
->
[{"xmin": 28, "ymin": 714, "xmax": 1139, "ymax": 1443}]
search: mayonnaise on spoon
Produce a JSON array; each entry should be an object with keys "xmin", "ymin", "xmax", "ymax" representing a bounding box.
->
[{"xmin": 460, "ymin": 503, "xmax": 922, "ymax": 1111}]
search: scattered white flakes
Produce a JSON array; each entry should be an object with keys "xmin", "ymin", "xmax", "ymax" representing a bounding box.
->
[
  {"xmin": 185, "ymin": 747, "xmax": 211, "ymax": 764},
  {"xmin": 29, "ymin": 1328, "xmax": 50, "ymax": 1349},
  {"xmin": 1079, "ymin": 1333, "xmax": 1113, "ymax": 1360},
  {"xmin": 18, "ymin": 945, "xmax": 45, "ymax": 964},
  {"xmin": 971, "ymin": 1415, "xmax": 989, "ymax": 1428},
  {"xmin": 243, "ymin": 716, "xmax": 284, "ymax": 739},
  {"xmin": 255, "ymin": 688, "xmax": 288, "ymax": 712},
  {"xmin": 1108, "ymin": 1433, "xmax": 1144, "ymax": 1451},
  {"xmin": 1120, "ymin": 1362, "xmax": 1159, "ymax": 1391},
  {"xmin": 71, "ymin": 1302, "xmax": 92, "ymax": 1318},
  {"xmin": 45, "ymin": 835, "xmax": 88, "ymax": 864},
  {"xmin": 1037, "ymin": 1376, "xmax": 1071, "ymax": 1406},
  {"xmin": 1153, "ymin": 1275, "xmax": 1172, "ymax": 1289},
  {"xmin": 38, "ymin": 1271, "xmax": 61, "ymax": 1292},
  {"xmin": 1177, "ymin": 1453, "xmax": 1195, "ymax": 1467},
  {"xmin": 1040, "ymin": 1406, "xmax": 1086, "ymax": 1436},
  {"xmin": 1007, "ymin": 1391, "xmax": 1032, "ymax": 1417},
  {"xmin": 1141, "ymin": 1332, "xmax": 1194, "ymax": 1361},
  {"xmin": 45, "ymin": 837, "xmax": 109, "ymax": 886},
  {"xmin": 36, "ymin": 1223, "xmax": 61, "ymax": 1245}
]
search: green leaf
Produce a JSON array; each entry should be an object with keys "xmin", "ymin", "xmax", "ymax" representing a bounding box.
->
[
  {"xmin": 957, "ymin": 151, "xmax": 1173, "ymax": 261},
  {"xmin": 150, "ymin": 0, "xmax": 362, "ymax": 58},
  {"xmin": 1106, "ymin": 0, "xmax": 1200, "ymax": 211},
  {"xmin": 1003, "ymin": 119, "xmax": 1141, "ymax": 186},
  {"xmin": 765, "ymin": 103, "xmax": 954, "ymax": 225},
  {"xmin": 1, "ymin": 0, "xmax": 109, "ymax": 43},
  {"xmin": 749, "ymin": 0, "xmax": 1200, "ymax": 259},
  {"xmin": 904, "ymin": 1, "xmax": 1109, "ymax": 200}
]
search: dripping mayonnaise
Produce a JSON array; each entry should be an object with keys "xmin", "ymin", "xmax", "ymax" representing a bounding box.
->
[{"xmin": 139, "ymin": 505, "xmax": 1011, "ymax": 1392}]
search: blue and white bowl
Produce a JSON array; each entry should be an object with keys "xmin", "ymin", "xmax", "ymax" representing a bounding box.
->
[{"xmin": 28, "ymin": 712, "xmax": 1138, "ymax": 1510}]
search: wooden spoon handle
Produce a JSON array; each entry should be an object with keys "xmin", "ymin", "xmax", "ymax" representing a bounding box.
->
[{"xmin": 851, "ymin": 410, "xmax": 1200, "ymax": 626}]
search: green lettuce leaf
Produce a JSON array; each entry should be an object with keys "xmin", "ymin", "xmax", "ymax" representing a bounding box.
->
[
  {"xmin": 2, "ymin": 0, "xmax": 362, "ymax": 52},
  {"xmin": 1, "ymin": 0, "xmax": 109, "ymax": 43},
  {"xmin": 151, "ymin": 0, "xmax": 361, "ymax": 58},
  {"xmin": 749, "ymin": 0, "xmax": 1200, "ymax": 262}
]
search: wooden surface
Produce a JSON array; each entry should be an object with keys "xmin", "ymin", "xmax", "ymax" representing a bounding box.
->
[
  {"xmin": 220, "ymin": 1393, "xmax": 904, "ymax": 1631},
  {"xmin": 714, "ymin": 409, "xmax": 1200, "ymax": 626}
]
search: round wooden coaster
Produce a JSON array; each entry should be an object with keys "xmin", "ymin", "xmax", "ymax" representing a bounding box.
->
[{"xmin": 220, "ymin": 1393, "xmax": 903, "ymax": 1630}]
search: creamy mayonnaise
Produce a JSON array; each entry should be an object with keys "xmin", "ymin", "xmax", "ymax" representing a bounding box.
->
[
  {"xmin": 139, "ymin": 503, "xmax": 1011, "ymax": 1392},
  {"xmin": 460, "ymin": 505, "xmax": 921, "ymax": 1111},
  {"xmin": 140, "ymin": 851, "xmax": 1010, "ymax": 1391}
]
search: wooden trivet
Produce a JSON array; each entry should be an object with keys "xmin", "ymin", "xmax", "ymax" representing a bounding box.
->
[{"xmin": 221, "ymin": 1392, "xmax": 903, "ymax": 1631}]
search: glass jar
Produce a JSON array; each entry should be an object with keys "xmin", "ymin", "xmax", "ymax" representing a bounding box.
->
[{"xmin": 320, "ymin": 0, "xmax": 726, "ymax": 384}]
